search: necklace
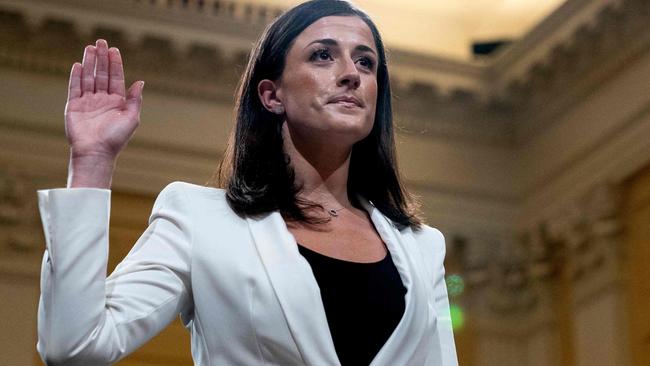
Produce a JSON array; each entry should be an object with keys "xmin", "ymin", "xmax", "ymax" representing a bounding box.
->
[{"xmin": 327, "ymin": 207, "xmax": 345, "ymax": 217}]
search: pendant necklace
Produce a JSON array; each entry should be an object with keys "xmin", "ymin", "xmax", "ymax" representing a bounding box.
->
[{"xmin": 327, "ymin": 207, "xmax": 345, "ymax": 217}]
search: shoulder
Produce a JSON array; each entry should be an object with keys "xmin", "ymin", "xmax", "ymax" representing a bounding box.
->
[
  {"xmin": 154, "ymin": 181, "xmax": 229, "ymax": 211},
  {"xmin": 159, "ymin": 181, "xmax": 226, "ymax": 198},
  {"xmin": 412, "ymin": 224, "xmax": 445, "ymax": 245},
  {"xmin": 410, "ymin": 223, "xmax": 447, "ymax": 260}
]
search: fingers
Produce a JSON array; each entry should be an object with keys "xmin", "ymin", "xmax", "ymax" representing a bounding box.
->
[
  {"xmin": 79, "ymin": 40, "xmax": 135, "ymax": 99},
  {"xmin": 108, "ymin": 47, "xmax": 125, "ymax": 96},
  {"xmin": 67, "ymin": 62, "xmax": 82, "ymax": 102},
  {"xmin": 94, "ymin": 39, "xmax": 109, "ymax": 93},
  {"xmin": 126, "ymin": 81, "xmax": 145, "ymax": 114},
  {"xmin": 81, "ymin": 45, "xmax": 96, "ymax": 94}
]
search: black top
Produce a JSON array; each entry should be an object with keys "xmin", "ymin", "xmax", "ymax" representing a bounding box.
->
[{"xmin": 297, "ymin": 243, "xmax": 407, "ymax": 366}]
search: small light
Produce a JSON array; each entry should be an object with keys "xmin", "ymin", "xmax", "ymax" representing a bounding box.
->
[
  {"xmin": 446, "ymin": 274, "xmax": 465, "ymax": 297},
  {"xmin": 449, "ymin": 304, "xmax": 465, "ymax": 331}
]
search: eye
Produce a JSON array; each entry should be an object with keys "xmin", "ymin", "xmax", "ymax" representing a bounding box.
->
[
  {"xmin": 310, "ymin": 48, "xmax": 333, "ymax": 62},
  {"xmin": 357, "ymin": 56, "xmax": 375, "ymax": 70}
]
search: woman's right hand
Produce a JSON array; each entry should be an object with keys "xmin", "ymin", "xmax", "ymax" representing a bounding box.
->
[{"xmin": 65, "ymin": 39, "xmax": 144, "ymax": 188}]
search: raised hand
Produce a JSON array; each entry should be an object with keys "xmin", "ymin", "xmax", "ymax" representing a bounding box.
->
[{"xmin": 65, "ymin": 39, "xmax": 144, "ymax": 188}]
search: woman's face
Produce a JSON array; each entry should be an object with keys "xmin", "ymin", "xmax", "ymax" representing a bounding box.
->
[{"xmin": 275, "ymin": 15, "xmax": 379, "ymax": 146}]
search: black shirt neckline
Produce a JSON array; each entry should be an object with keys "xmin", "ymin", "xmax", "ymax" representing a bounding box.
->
[{"xmin": 296, "ymin": 242, "xmax": 389, "ymax": 266}]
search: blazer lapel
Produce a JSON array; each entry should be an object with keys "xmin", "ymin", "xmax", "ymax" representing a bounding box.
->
[
  {"xmin": 246, "ymin": 212, "xmax": 341, "ymax": 366},
  {"xmin": 359, "ymin": 199, "xmax": 440, "ymax": 366},
  {"xmin": 247, "ymin": 201, "xmax": 439, "ymax": 366}
]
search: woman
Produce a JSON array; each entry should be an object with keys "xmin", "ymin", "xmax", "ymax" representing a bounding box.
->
[{"xmin": 37, "ymin": 0, "xmax": 458, "ymax": 365}]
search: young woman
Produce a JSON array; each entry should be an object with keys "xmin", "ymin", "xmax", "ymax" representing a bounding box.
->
[{"xmin": 37, "ymin": 0, "xmax": 458, "ymax": 365}]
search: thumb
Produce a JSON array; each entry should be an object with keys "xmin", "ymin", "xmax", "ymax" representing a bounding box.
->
[{"xmin": 126, "ymin": 81, "xmax": 145, "ymax": 110}]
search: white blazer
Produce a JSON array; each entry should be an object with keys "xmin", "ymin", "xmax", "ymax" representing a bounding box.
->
[{"xmin": 36, "ymin": 181, "xmax": 458, "ymax": 365}]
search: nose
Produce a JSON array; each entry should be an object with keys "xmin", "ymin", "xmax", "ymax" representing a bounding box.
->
[{"xmin": 336, "ymin": 57, "xmax": 360, "ymax": 89}]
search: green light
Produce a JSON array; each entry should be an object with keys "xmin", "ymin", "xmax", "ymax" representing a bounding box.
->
[
  {"xmin": 446, "ymin": 274, "xmax": 465, "ymax": 297},
  {"xmin": 449, "ymin": 304, "xmax": 465, "ymax": 331}
]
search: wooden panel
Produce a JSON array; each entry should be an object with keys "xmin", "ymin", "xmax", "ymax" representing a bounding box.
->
[
  {"xmin": 108, "ymin": 190, "xmax": 193, "ymax": 366},
  {"xmin": 552, "ymin": 264, "xmax": 577, "ymax": 366},
  {"xmin": 622, "ymin": 164, "xmax": 650, "ymax": 366},
  {"xmin": 454, "ymin": 310, "xmax": 476, "ymax": 366}
]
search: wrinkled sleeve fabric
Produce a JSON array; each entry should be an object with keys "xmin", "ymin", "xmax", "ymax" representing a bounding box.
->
[
  {"xmin": 36, "ymin": 182, "xmax": 193, "ymax": 365},
  {"xmin": 419, "ymin": 226, "xmax": 458, "ymax": 366}
]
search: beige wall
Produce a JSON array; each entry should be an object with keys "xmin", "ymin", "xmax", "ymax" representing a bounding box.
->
[{"xmin": 622, "ymin": 165, "xmax": 650, "ymax": 366}]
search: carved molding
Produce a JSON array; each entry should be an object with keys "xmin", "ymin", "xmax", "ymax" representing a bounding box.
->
[
  {"xmin": 0, "ymin": 0, "xmax": 512, "ymax": 144},
  {"xmin": 499, "ymin": 0, "xmax": 650, "ymax": 140},
  {"xmin": 0, "ymin": 165, "xmax": 43, "ymax": 278},
  {"xmin": 1, "ymin": 0, "xmax": 646, "ymax": 145},
  {"xmin": 447, "ymin": 183, "xmax": 623, "ymax": 318},
  {"xmin": 0, "ymin": 10, "xmax": 245, "ymax": 101},
  {"xmin": 131, "ymin": 0, "xmax": 284, "ymax": 25}
]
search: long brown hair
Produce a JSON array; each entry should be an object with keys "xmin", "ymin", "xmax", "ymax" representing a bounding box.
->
[{"xmin": 211, "ymin": 0, "xmax": 421, "ymax": 229}]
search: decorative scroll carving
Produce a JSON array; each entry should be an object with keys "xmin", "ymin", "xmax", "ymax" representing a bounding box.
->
[
  {"xmin": 542, "ymin": 184, "xmax": 623, "ymax": 282},
  {"xmin": 0, "ymin": 167, "xmax": 42, "ymax": 256},
  {"xmin": 504, "ymin": 0, "xmax": 650, "ymax": 114},
  {"xmin": 0, "ymin": 11, "xmax": 242, "ymax": 100},
  {"xmin": 450, "ymin": 233, "xmax": 539, "ymax": 316},
  {"xmin": 448, "ymin": 183, "xmax": 623, "ymax": 316},
  {"xmin": 393, "ymin": 81, "xmax": 515, "ymax": 144},
  {"xmin": 134, "ymin": 0, "xmax": 284, "ymax": 25}
]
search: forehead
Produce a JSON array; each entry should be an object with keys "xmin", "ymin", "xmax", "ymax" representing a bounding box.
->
[{"xmin": 295, "ymin": 15, "xmax": 376, "ymax": 51}]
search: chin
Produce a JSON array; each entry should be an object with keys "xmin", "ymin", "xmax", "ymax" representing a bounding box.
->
[
  {"xmin": 288, "ymin": 109, "xmax": 374, "ymax": 143},
  {"xmin": 326, "ymin": 116, "xmax": 373, "ymax": 141}
]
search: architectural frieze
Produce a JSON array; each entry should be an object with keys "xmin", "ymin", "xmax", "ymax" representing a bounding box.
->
[
  {"xmin": 0, "ymin": 3, "xmax": 511, "ymax": 143},
  {"xmin": 445, "ymin": 183, "xmax": 623, "ymax": 318},
  {"xmin": 0, "ymin": 165, "xmax": 43, "ymax": 278},
  {"xmin": 498, "ymin": 0, "xmax": 650, "ymax": 139},
  {"xmin": 2, "ymin": 0, "xmax": 644, "ymax": 145},
  {"xmin": 0, "ymin": 10, "xmax": 245, "ymax": 101}
]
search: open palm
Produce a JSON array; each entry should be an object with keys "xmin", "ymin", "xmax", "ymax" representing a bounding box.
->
[{"xmin": 65, "ymin": 39, "xmax": 144, "ymax": 159}]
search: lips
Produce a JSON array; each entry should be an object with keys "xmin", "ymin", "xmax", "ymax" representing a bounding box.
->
[{"xmin": 329, "ymin": 95, "xmax": 363, "ymax": 108}]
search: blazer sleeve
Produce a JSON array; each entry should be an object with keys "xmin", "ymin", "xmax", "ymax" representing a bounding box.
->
[
  {"xmin": 420, "ymin": 226, "xmax": 459, "ymax": 366},
  {"xmin": 36, "ymin": 182, "xmax": 193, "ymax": 365}
]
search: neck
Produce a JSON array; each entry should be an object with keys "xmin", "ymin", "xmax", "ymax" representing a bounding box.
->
[{"xmin": 282, "ymin": 123, "xmax": 354, "ymax": 209}]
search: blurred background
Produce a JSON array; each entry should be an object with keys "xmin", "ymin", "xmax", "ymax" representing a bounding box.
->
[{"xmin": 0, "ymin": 0, "xmax": 648, "ymax": 365}]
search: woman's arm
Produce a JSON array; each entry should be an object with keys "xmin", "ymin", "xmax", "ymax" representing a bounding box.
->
[
  {"xmin": 36, "ymin": 39, "xmax": 183, "ymax": 365},
  {"xmin": 37, "ymin": 182, "xmax": 193, "ymax": 365}
]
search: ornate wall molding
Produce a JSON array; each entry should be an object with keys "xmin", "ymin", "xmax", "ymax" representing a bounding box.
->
[
  {"xmin": 0, "ymin": 164, "xmax": 43, "ymax": 278},
  {"xmin": 0, "ymin": 0, "xmax": 511, "ymax": 144},
  {"xmin": 130, "ymin": 0, "xmax": 284, "ymax": 25},
  {"xmin": 498, "ymin": 0, "xmax": 650, "ymax": 141},
  {"xmin": 488, "ymin": 0, "xmax": 622, "ymax": 89},
  {"xmin": 2, "ymin": 0, "xmax": 645, "ymax": 146},
  {"xmin": 0, "ymin": 9, "xmax": 245, "ymax": 102},
  {"xmin": 446, "ymin": 183, "xmax": 623, "ymax": 324}
]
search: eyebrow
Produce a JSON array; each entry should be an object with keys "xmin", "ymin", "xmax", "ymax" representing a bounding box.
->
[{"xmin": 305, "ymin": 38, "xmax": 377, "ymax": 56}]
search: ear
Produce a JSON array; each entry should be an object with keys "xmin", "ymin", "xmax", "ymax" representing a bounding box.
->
[{"xmin": 257, "ymin": 79, "xmax": 284, "ymax": 114}]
